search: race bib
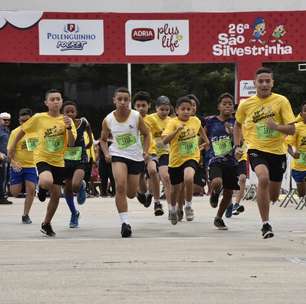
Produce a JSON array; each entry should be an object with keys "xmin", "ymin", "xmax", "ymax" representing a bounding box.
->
[
  {"xmin": 116, "ymin": 133, "xmax": 136, "ymax": 149},
  {"xmin": 179, "ymin": 137, "xmax": 198, "ymax": 156},
  {"xmin": 26, "ymin": 137, "xmax": 39, "ymax": 151},
  {"xmin": 212, "ymin": 137, "xmax": 232, "ymax": 157},
  {"xmin": 256, "ymin": 122, "xmax": 280, "ymax": 139},
  {"xmin": 298, "ymin": 152, "xmax": 306, "ymax": 165},
  {"xmin": 64, "ymin": 146, "xmax": 82, "ymax": 161},
  {"xmin": 45, "ymin": 135, "xmax": 64, "ymax": 152}
]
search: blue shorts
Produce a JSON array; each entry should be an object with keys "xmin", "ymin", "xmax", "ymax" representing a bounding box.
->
[
  {"xmin": 291, "ymin": 169, "xmax": 306, "ymax": 183},
  {"xmin": 10, "ymin": 167, "xmax": 38, "ymax": 185}
]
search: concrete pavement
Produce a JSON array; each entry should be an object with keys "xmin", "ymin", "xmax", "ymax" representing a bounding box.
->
[{"xmin": 1, "ymin": 195, "xmax": 306, "ymax": 303}]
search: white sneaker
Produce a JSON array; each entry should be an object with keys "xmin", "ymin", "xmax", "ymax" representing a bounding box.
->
[{"xmin": 184, "ymin": 206, "xmax": 194, "ymax": 221}]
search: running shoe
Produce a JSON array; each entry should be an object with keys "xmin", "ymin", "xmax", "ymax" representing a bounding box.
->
[
  {"xmin": 121, "ymin": 223, "xmax": 132, "ymax": 238},
  {"xmin": 225, "ymin": 203, "xmax": 233, "ymax": 218},
  {"xmin": 261, "ymin": 223, "xmax": 274, "ymax": 239},
  {"xmin": 184, "ymin": 206, "xmax": 194, "ymax": 221},
  {"xmin": 177, "ymin": 208, "xmax": 184, "ymax": 221},
  {"xmin": 0, "ymin": 198, "xmax": 13, "ymax": 204},
  {"xmin": 22, "ymin": 215, "xmax": 32, "ymax": 224},
  {"xmin": 214, "ymin": 217, "xmax": 228, "ymax": 230},
  {"xmin": 154, "ymin": 202, "xmax": 164, "ymax": 216},
  {"xmin": 69, "ymin": 211, "xmax": 80, "ymax": 228},
  {"xmin": 232, "ymin": 203, "xmax": 245, "ymax": 215},
  {"xmin": 77, "ymin": 181, "xmax": 87, "ymax": 205},
  {"xmin": 146, "ymin": 193, "xmax": 153, "ymax": 207},
  {"xmin": 40, "ymin": 222, "xmax": 56, "ymax": 237},
  {"xmin": 169, "ymin": 210, "xmax": 178, "ymax": 225},
  {"xmin": 137, "ymin": 192, "xmax": 148, "ymax": 207},
  {"xmin": 38, "ymin": 187, "xmax": 47, "ymax": 202},
  {"xmin": 209, "ymin": 189, "xmax": 221, "ymax": 208}
]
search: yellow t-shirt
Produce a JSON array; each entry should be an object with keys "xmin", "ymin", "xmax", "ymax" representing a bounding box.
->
[
  {"xmin": 21, "ymin": 112, "xmax": 76, "ymax": 167},
  {"xmin": 286, "ymin": 121, "xmax": 306, "ymax": 171},
  {"xmin": 145, "ymin": 113, "xmax": 171, "ymax": 157},
  {"xmin": 84, "ymin": 132, "xmax": 95, "ymax": 162},
  {"xmin": 143, "ymin": 115, "xmax": 157, "ymax": 155},
  {"xmin": 162, "ymin": 116, "xmax": 201, "ymax": 167},
  {"xmin": 7, "ymin": 126, "xmax": 37, "ymax": 168},
  {"xmin": 235, "ymin": 93, "xmax": 295, "ymax": 155}
]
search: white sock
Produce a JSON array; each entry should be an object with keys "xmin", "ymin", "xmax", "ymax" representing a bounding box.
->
[
  {"xmin": 185, "ymin": 201, "xmax": 192, "ymax": 207},
  {"xmin": 145, "ymin": 190, "xmax": 150, "ymax": 196},
  {"xmin": 262, "ymin": 221, "xmax": 270, "ymax": 225},
  {"xmin": 170, "ymin": 205, "xmax": 176, "ymax": 212},
  {"xmin": 119, "ymin": 212, "xmax": 129, "ymax": 224},
  {"xmin": 168, "ymin": 203, "xmax": 171, "ymax": 211}
]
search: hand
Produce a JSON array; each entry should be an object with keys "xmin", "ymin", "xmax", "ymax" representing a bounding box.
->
[
  {"xmin": 292, "ymin": 151, "xmax": 300, "ymax": 159},
  {"xmin": 0, "ymin": 152, "xmax": 5, "ymax": 161},
  {"xmin": 266, "ymin": 118, "xmax": 278, "ymax": 131},
  {"xmin": 176, "ymin": 124, "xmax": 184, "ymax": 133},
  {"xmin": 199, "ymin": 142, "xmax": 209, "ymax": 151},
  {"xmin": 105, "ymin": 153, "xmax": 112, "ymax": 163},
  {"xmin": 11, "ymin": 160, "xmax": 22, "ymax": 172},
  {"xmin": 235, "ymin": 146, "xmax": 243, "ymax": 160},
  {"xmin": 64, "ymin": 115, "xmax": 72, "ymax": 129},
  {"xmin": 224, "ymin": 122, "xmax": 234, "ymax": 135},
  {"xmin": 143, "ymin": 152, "xmax": 150, "ymax": 162}
]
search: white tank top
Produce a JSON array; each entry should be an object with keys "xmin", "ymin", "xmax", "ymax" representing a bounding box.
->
[{"xmin": 106, "ymin": 110, "xmax": 144, "ymax": 161}]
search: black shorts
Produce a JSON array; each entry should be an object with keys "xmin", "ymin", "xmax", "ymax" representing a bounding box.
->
[
  {"xmin": 112, "ymin": 156, "xmax": 145, "ymax": 175},
  {"xmin": 36, "ymin": 162, "xmax": 65, "ymax": 185},
  {"xmin": 158, "ymin": 154, "xmax": 169, "ymax": 167},
  {"xmin": 194, "ymin": 165, "xmax": 206, "ymax": 187},
  {"xmin": 237, "ymin": 160, "xmax": 247, "ymax": 176},
  {"xmin": 209, "ymin": 162, "xmax": 239, "ymax": 190},
  {"xmin": 168, "ymin": 160, "xmax": 199, "ymax": 185},
  {"xmin": 64, "ymin": 162, "xmax": 86, "ymax": 180},
  {"xmin": 248, "ymin": 149, "xmax": 286, "ymax": 182}
]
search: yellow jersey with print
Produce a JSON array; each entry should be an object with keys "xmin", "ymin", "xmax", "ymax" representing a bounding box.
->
[
  {"xmin": 84, "ymin": 132, "xmax": 96, "ymax": 162},
  {"xmin": 162, "ymin": 116, "xmax": 201, "ymax": 168},
  {"xmin": 235, "ymin": 93, "xmax": 295, "ymax": 155},
  {"xmin": 21, "ymin": 112, "xmax": 76, "ymax": 167},
  {"xmin": 285, "ymin": 121, "xmax": 306, "ymax": 171},
  {"xmin": 145, "ymin": 113, "xmax": 170, "ymax": 157},
  {"xmin": 143, "ymin": 115, "xmax": 157, "ymax": 155},
  {"xmin": 7, "ymin": 126, "xmax": 37, "ymax": 168}
]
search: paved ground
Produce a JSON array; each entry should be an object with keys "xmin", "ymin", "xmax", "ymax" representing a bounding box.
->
[{"xmin": 1, "ymin": 195, "xmax": 306, "ymax": 303}]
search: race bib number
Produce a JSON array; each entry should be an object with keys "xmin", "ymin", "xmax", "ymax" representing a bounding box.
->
[
  {"xmin": 26, "ymin": 137, "xmax": 39, "ymax": 151},
  {"xmin": 179, "ymin": 137, "xmax": 198, "ymax": 156},
  {"xmin": 116, "ymin": 133, "xmax": 136, "ymax": 149},
  {"xmin": 212, "ymin": 137, "xmax": 232, "ymax": 157},
  {"xmin": 45, "ymin": 135, "xmax": 64, "ymax": 152},
  {"xmin": 64, "ymin": 146, "xmax": 82, "ymax": 161},
  {"xmin": 256, "ymin": 123, "xmax": 280, "ymax": 139},
  {"xmin": 298, "ymin": 152, "xmax": 306, "ymax": 165}
]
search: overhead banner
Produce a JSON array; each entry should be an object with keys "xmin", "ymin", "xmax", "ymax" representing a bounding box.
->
[{"xmin": 0, "ymin": 11, "xmax": 306, "ymax": 63}]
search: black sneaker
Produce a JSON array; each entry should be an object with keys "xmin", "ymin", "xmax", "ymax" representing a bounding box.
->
[
  {"xmin": 40, "ymin": 222, "xmax": 56, "ymax": 237},
  {"xmin": 210, "ymin": 189, "xmax": 221, "ymax": 208},
  {"xmin": 22, "ymin": 215, "xmax": 32, "ymax": 224},
  {"xmin": 214, "ymin": 217, "xmax": 228, "ymax": 230},
  {"xmin": 154, "ymin": 202, "xmax": 164, "ymax": 216},
  {"xmin": 146, "ymin": 193, "xmax": 153, "ymax": 207},
  {"xmin": 261, "ymin": 223, "xmax": 274, "ymax": 239},
  {"xmin": 177, "ymin": 208, "xmax": 184, "ymax": 221},
  {"xmin": 38, "ymin": 187, "xmax": 47, "ymax": 202},
  {"xmin": 137, "ymin": 192, "xmax": 149, "ymax": 207},
  {"xmin": 232, "ymin": 203, "xmax": 245, "ymax": 215},
  {"xmin": 121, "ymin": 223, "xmax": 132, "ymax": 238},
  {"xmin": 0, "ymin": 198, "xmax": 13, "ymax": 204}
]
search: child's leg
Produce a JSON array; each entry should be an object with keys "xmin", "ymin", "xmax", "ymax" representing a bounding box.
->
[
  {"xmin": 72, "ymin": 168, "xmax": 85, "ymax": 193},
  {"xmin": 24, "ymin": 181, "xmax": 36, "ymax": 216},
  {"xmin": 43, "ymin": 184, "xmax": 61, "ymax": 224},
  {"xmin": 112, "ymin": 162, "xmax": 128, "ymax": 213}
]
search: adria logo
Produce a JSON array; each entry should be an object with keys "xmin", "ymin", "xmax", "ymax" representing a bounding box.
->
[{"xmin": 132, "ymin": 28, "xmax": 155, "ymax": 41}]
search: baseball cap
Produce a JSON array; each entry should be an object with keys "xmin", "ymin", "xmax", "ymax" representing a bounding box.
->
[{"xmin": 0, "ymin": 112, "xmax": 11, "ymax": 119}]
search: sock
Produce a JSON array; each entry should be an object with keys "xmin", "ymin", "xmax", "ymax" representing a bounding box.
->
[
  {"xmin": 154, "ymin": 200, "xmax": 160, "ymax": 204},
  {"xmin": 170, "ymin": 205, "xmax": 176, "ymax": 212},
  {"xmin": 185, "ymin": 201, "xmax": 192, "ymax": 207},
  {"xmin": 119, "ymin": 212, "xmax": 129, "ymax": 224},
  {"xmin": 262, "ymin": 221, "xmax": 270, "ymax": 225},
  {"xmin": 168, "ymin": 203, "xmax": 171, "ymax": 211},
  {"xmin": 65, "ymin": 195, "xmax": 77, "ymax": 216}
]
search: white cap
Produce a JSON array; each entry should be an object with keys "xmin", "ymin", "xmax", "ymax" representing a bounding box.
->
[{"xmin": 0, "ymin": 112, "xmax": 11, "ymax": 119}]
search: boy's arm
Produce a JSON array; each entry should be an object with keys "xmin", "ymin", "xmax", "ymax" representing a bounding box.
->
[
  {"xmin": 198, "ymin": 126, "xmax": 210, "ymax": 151},
  {"xmin": 162, "ymin": 123, "xmax": 183, "ymax": 145},
  {"xmin": 64, "ymin": 116, "xmax": 75, "ymax": 147},
  {"xmin": 85, "ymin": 122, "xmax": 94, "ymax": 149},
  {"xmin": 7, "ymin": 129, "xmax": 25, "ymax": 160},
  {"xmin": 100, "ymin": 119, "xmax": 111, "ymax": 163},
  {"xmin": 138, "ymin": 116, "xmax": 150, "ymax": 161}
]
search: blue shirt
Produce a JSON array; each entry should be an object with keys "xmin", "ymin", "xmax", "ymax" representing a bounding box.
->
[
  {"xmin": 205, "ymin": 115, "xmax": 237, "ymax": 166},
  {"xmin": 0, "ymin": 126, "xmax": 10, "ymax": 154}
]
